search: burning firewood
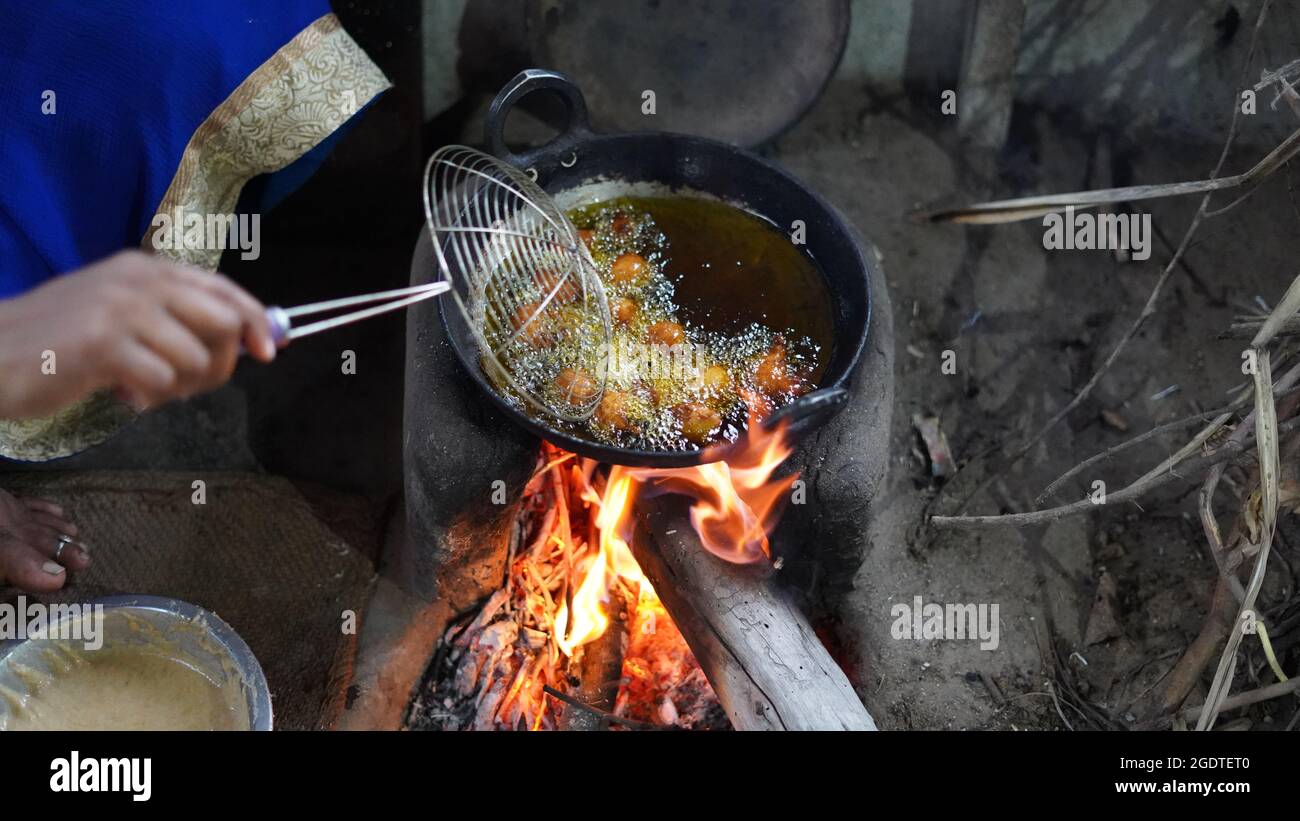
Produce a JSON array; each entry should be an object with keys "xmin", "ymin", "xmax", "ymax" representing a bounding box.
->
[
  {"xmin": 413, "ymin": 444, "xmax": 727, "ymax": 730},
  {"xmin": 632, "ymin": 494, "xmax": 877, "ymax": 731},
  {"xmin": 615, "ymin": 584, "xmax": 730, "ymax": 729},
  {"xmin": 413, "ymin": 410, "xmax": 877, "ymax": 731},
  {"xmin": 558, "ymin": 596, "xmax": 627, "ymax": 730}
]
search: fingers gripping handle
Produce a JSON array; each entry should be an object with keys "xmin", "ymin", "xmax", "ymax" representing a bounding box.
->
[
  {"xmin": 266, "ymin": 306, "xmax": 291, "ymax": 347},
  {"xmin": 237, "ymin": 306, "xmax": 289, "ymax": 356}
]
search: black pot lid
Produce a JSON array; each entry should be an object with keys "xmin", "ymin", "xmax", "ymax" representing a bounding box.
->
[{"xmin": 523, "ymin": 0, "xmax": 849, "ymax": 147}]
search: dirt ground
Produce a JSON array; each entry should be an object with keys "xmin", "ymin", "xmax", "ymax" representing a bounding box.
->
[{"xmin": 770, "ymin": 79, "xmax": 1300, "ymax": 730}]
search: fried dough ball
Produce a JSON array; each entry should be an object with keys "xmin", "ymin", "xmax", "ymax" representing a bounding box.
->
[
  {"xmin": 755, "ymin": 342, "xmax": 800, "ymax": 395},
  {"xmin": 611, "ymin": 253, "xmax": 649, "ymax": 284},
  {"xmin": 647, "ymin": 320, "xmax": 686, "ymax": 346},
  {"xmin": 554, "ymin": 367, "xmax": 599, "ymax": 404},
  {"xmin": 510, "ymin": 301, "xmax": 552, "ymax": 347},
  {"xmin": 643, "ymin": 377, "xmax": 667, "ymax": 408},
  {"xmin": 533, "ymin": 267, "xmax": 579, "ymax": 304},
  {"xmin": 701, "ymin": 363, "xmax": 731, "ymax": 393},
  {"xmin": 674, "ymin": 402, "xmax": 722, "ymax": 445},
  {"xmin": 611, "ymin": 296, "xmax": 639, "ymax": 326},
  {"xmin": 594, "ymin": 390, "xmax": 638, "ymax": 432}
]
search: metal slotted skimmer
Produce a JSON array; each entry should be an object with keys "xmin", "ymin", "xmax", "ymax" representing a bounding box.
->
[{"xmin": 422, "ymin": 145, "xmax": 612, "ymax": 422}]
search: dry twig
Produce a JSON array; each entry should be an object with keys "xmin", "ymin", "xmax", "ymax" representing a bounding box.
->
[
  {"xmin": 917, "ymin": 128, "xmax": 1300, "ymax": 224},
  {"xmin": 931, "ymin": 417, "xmax": 1300, "ymax": 530},
  {"xmin": 949, "ymin": 0, "xmax": 1278, "ymax": 516},
  {"xmin": 1198, "ymin": 280, "xmax": 1300, "ymax": 729}
]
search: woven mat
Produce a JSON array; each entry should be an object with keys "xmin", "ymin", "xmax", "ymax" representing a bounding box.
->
[{"xmin": 0, "ymin": 471, "xmax": 376, "ymax": 730}]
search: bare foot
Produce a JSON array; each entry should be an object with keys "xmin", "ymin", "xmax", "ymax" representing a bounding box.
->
[{"xmin": 0, "ymin": 489, "xmax": 91, "ymax": 593}]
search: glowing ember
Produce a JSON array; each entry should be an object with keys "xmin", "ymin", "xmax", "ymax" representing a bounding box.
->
[
  {"xmin": 614, "ymin": 584, "xmax": 729, "ymax": 728},
  {"xmin": 420, "ymin": 416, "xmax": 797, "ymax": 730}
]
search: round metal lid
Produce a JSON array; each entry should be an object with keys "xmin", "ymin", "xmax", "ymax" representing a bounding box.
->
[{"xmin": 523, "ymin": 0, "xmax": 850, "ymax": 147}]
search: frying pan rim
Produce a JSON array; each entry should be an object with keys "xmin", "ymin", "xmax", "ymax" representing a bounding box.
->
[{"xmin": 436, "ymin": 130, "xmax": 873, "ymax": 468}]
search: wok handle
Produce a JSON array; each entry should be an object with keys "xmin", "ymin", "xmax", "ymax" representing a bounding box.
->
[
  {"xmin": 485, "ymin": 68, "xmax": 593, "ymax": 179},
  {"xmin": 763, "ymin": 386, "xmax": 850, "ymax": 438}
]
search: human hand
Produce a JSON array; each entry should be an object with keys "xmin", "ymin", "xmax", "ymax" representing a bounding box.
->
[{"xmin": 0, "ymin": 250, "xmax": 276, "ymax": 419}]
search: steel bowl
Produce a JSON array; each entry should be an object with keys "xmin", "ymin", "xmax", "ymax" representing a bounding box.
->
[{"xmin": 0, "ymin": 595, "xmax": 272, "ymax": 731}]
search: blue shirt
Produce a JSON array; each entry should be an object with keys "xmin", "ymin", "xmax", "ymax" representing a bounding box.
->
[{"xmin": 0, "ymin": 0, "xmax": 343, "ymax": 298}]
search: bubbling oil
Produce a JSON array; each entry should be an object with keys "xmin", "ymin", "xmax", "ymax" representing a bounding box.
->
[{"xmin": 492, "ymin": 195, "xmax": 835, "ymax": 452}]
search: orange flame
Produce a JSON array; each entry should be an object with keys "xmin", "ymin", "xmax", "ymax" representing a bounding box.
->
[
  {"xmin": 631, "ymin": 416, "xmax": 797, "ymax": 563},
  {"xmin": 554, "ymin": 415, "xmax": 796, "ymax": 657},
  {"xmin": 554, "ymin": 471, "xmax": 639, "ymax": 655}
]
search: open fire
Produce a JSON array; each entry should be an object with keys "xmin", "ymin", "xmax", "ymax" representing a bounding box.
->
[{"xmin": 414, "ymin": 418, "xmax": 797, "ymax": 730}]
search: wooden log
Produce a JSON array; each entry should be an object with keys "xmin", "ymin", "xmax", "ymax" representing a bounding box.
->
[
  {"xmin": 957, "ymin": 0, "xmax": 1024, "ymax": 155},
  {"xmin": 630, "ymin": 494, "xmax": 877, "ymax": 731},
  {"xmin": 558, "ymin": 597, "xmax": 627, "ymax": 731}
]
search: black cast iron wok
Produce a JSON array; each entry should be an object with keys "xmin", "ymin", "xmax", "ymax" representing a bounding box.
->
[{"xmin": 438, "ymin": 69, "xmax": 873, "ymax": 468}]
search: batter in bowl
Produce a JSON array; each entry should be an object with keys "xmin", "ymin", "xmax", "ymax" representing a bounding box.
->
[{"xmin": 3, "ymin": 646, "xmax": 247, "ymax": 731}]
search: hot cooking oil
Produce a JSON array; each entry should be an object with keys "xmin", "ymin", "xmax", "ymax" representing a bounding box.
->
[{"xmin": 496, "ymin": 195, "xmax": 836, "ymax": 452}]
